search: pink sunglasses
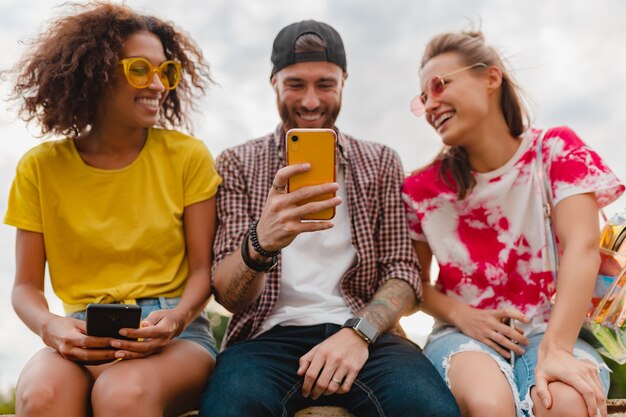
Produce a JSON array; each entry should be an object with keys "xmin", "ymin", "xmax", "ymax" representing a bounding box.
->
[{"xmin": 410, "ymin": 63, "xmax": 487, "ymax": 117}]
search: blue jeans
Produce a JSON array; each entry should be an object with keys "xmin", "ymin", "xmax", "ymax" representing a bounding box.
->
[
  {"xmin": 199, "ymin": 324, "xmax": 460, "ymax": 417},
  {"xmin": 424, "ymin": 330, "xmax": 611, "ymax": 417}
]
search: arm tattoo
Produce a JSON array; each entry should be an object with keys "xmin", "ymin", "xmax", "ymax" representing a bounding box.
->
[
  {"xmin": 360, "ymin": 278, "xmax": 418, "ymax": 332},
  {"xmin": 219, "ymin": 248, "xmax": 262, "ymax": 310}
]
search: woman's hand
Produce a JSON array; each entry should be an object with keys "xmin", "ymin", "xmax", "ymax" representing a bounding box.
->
[
  {"xmin": 108, "ymin": 308, "xmax": 189, "ymax": 359},
  {"xmin": 534, "ymin": 346, "xmax": 606, "ymax": 417},
  {"xmin": 40, "ymin": 315, "xmax": 117, "ymax": 364},
  {"xmin": 453, "ymin": 305, "xmax": 530, "ymax": 359}
]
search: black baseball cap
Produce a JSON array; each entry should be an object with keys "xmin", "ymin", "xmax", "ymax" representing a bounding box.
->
[{"xmin": 270, "ymin": 20, "xmax": 347, "ymax": 76}]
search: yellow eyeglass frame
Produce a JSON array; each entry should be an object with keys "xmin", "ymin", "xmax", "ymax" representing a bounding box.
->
[{"xmin": 119, "ymin": 57, "xmax": 182, "ymax": 90}]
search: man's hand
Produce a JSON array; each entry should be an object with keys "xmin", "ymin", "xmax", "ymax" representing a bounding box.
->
[
  {"xmin": 213, "ymin": 163, "xmax": 343, "ymax": 312},
  {"xmin": 255, "ymin": 164, "xmax": 341, "ymax": 254},
  {"xmin": 297, "ymin": 328, "xmax": 369, "ymax": 400},
  {"xmin": 296, "ymin": 279, "xmax": 420, "ymax": 400}
]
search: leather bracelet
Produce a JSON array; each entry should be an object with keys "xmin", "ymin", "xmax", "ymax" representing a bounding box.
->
[
  {"xmin": 240, "ymin": 231, "xmax": 277, "ymax": 272},
  {"xmin": 249, "ymin": 219, "xmax": 280, "ymax": 258}
]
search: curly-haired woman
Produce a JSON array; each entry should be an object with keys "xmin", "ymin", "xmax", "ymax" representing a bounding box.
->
[{"xmin": 3, "ymin": 3, "xmax": 221, "ymax": 416}]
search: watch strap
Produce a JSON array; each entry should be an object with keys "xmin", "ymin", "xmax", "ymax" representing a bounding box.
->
[
  {"xmin": 343, "ymin": 317, "xmax": 360, "ymax": 328},
  {"xmin": 342, "ymin": 317, "xmax": 379, "ymax": 344},
  {"xmin": 241, "ymin": 231, "xmax": 277, "ymax": 272}
]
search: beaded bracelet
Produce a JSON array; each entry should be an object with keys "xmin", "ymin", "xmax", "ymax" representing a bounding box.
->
[
  {"xmin": 240, "ymin": 231, "xmax": 276, "ymax": 272},
  {"xmin": 249, "ymin": 219, "xmax": 280, "ymax": 258}
]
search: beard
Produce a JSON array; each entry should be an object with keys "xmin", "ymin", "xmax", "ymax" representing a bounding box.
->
[{"xmin": 277, "ymin": 97, "xmax": 342, "ymax": 133}]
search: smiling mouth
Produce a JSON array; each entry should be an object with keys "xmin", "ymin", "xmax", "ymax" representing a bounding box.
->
[
  {"xmin": 136, "ymin": 98, "xmax": 161, "ymax": 108},
  {"xmin": 433, "ymin": 111, "xmax": 454, "ymax": 129},
  {"xmin": 300, "ymin": 113, "xmax": 322, "ymax": 122}
]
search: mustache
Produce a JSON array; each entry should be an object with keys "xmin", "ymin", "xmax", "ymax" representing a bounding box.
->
[{"xmin": 296, "ymin": 108, "xmax": 322, "ymax": 114}]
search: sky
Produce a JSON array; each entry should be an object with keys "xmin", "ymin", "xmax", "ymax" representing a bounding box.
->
[{"xmin": 1, "ymin": 0, "xmax": 625, "ymax": 391}]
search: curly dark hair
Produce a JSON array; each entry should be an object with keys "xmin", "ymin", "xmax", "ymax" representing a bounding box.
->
[{"xmin": 6, "ymin": 1, "xmax": 212, "ymax": 137}]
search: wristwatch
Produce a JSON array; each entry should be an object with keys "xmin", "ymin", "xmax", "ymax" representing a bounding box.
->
[{"xmin": 342, "ymin": 317, "xmax": 379, "ymax": 344}]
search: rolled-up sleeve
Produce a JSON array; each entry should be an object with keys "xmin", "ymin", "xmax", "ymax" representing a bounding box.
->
[{"xmin": 376, "ymin": 147, "xmax": 422, "ymax": 303}]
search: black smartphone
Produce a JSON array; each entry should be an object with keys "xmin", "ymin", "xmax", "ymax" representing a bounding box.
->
[{"xmin": 86, "ymin": 303, "xmax": 141, "ymax": 342}]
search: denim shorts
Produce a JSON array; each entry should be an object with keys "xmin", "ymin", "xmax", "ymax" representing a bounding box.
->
[
  {"xmin": 424, "ymin": 330, "xmax": 610, "ymax": 417},
  {"xmin": 70, "ymin": 297, "xmax": 218, "ymax": 357}
]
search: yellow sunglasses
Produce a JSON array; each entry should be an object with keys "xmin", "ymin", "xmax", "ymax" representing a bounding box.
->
[{"xmin": 119, "ymin": 57, "xmax": 181, "ymax": 90}]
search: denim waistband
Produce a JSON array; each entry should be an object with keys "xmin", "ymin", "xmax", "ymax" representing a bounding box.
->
[
  {"xmin": 64, "ymin": 295, "xmax": 183, "ymax": 314},
  {"xmin": 133, "ymin": 297, "xmax": 181, "ymax": 308}
]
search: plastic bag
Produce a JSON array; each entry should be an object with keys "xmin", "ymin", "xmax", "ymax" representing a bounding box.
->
[{"xmin": 587, "ymin": 212, "xmax": 626, "ymax": 364}]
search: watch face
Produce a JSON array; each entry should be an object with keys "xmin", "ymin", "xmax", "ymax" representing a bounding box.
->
[{"xmin": 355, "ymin": 317, "xmax": 378, "ymax": 342}]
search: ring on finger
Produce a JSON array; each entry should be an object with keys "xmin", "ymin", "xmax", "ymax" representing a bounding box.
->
[
  {"xmin": 332, "ymin": 377, "xmax": 343, "ymax": 385},
  {"xmin": 272, "ymin": 183, "xmax": 287, "ymax": 192}
]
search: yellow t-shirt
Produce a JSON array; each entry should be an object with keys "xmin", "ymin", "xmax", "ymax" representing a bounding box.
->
[{"xmin": 4, "ymin": 128, "xmax": 222, "ymax": 313}]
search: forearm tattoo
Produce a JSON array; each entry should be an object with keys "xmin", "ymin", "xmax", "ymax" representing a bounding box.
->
[
  {"xmin": 220, "ymin": 248, "xmax": 262, "ymax": 309},
  {"xmin": 360, "ymin": 278, "xmax": 418, "ymax": 332}
]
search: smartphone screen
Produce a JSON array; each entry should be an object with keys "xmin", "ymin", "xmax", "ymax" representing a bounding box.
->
[
  {"xmin": 86, "ymin": 303, "xmax": 141, "ymax": 342},
  {"xmin": 285, "ymin": 128, "xmax": 337, "ymax": 221}
]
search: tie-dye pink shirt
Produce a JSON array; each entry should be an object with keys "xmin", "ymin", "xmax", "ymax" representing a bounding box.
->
[{"xmin": 402, "ymin": 127, "xmax": 624, "ymax": 332}]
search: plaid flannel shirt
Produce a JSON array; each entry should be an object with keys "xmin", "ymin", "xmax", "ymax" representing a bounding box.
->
[{"xmin": 213, "ymin": 125, "xmax": 421, "ymax": 347}]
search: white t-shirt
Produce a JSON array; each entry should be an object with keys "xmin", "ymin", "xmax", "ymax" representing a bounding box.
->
[{"xmin": 256, "ymin": 168, "xmax": 355, "ymax": 335}]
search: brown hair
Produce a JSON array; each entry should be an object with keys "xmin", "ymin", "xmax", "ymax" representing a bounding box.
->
[
  {"xmin": 294, "ymin": 33, "xmax": 326, "ymax": 52},
  {"xmin": 6, "ymin": 1, "xmax": 212, "ymax": 137},
  {"xmin": 421, "ymin": 30, "xmax": 529, "ymax": 199}
]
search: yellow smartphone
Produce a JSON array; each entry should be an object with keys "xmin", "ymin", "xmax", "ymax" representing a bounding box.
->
[{"xmin": 285, "ymin": 128, "xmax": 337, "ymax": 221}]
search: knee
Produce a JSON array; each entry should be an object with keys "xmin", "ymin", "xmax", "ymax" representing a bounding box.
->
[
  {"xmin": 92, "ymin": 370, "xmax": 158, "ymax": 414},
  {"xmin": 409, "ymin": 398, "xmax": 460, "ymax": 417},
  {"xmin": 531, "ymin": 383, "xmax": 591, "ymax": 417},
  {"xmin": 375, "ymin": 376, "xmax": 460, "ymax": 417},
  {"xmin": 16, "ymin": 383, "xmax": 58, "ymax": 416},
  {"xmin": 384, "ymin": 398, "xmax": 459, "ymax": 417},
  {"xmin": 199, "ymin": 368, "xmax": 284, "ymax": 417},
  {"xmin": 463, "ymin": 394, "xmax": 514, "ymax": 417}
]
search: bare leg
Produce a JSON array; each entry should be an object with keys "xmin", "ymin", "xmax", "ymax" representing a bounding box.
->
[
  {"xmin": 531, "ymin": 382, "xmax": 589, "ymax": 417},
  {"xmin": 91, "ymin": 340, "xmax": 215, "ymax": 417},
  {"xmin": 15, "ymin": 347, "xmax": 93, "ymax": 417},
  {"xmin": 447, "ymin": 351, "xmax": 516, "ymax": 417}
]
